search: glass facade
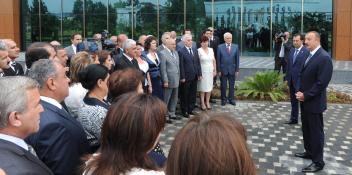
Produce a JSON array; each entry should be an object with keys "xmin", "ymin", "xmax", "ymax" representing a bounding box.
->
[{"xmin": 21, "ymin": 0, "xmax": 333, "ymax": 56}]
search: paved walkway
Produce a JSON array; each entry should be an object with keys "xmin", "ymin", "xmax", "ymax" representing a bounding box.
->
[{"xmin": 160, "ymin": 101, "xmax": 352, "ymax": 175}]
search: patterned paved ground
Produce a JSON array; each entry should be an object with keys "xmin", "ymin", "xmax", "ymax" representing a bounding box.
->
[{"xmin": 159, "ymin": 100, "xmax": 352, "ymax": 175}]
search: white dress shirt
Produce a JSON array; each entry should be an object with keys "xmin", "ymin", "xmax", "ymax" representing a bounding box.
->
[
  {"xmin": 0, "ymin": 133, "xmax": 29, "ymax": 151},
  {"xmin": 40, "ymin": 96, "xmax": 62, "ymax": 109}
]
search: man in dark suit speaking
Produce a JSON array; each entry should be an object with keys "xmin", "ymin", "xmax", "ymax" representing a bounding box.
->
[
  {"xmin": 295, "ymin": 31, "xmax": 333, "ymax": 173},
  {"xmin": 26, "ymin": 59, "xmax": 89, "ymax": 175},
  {"xmin": 0, "ymin": 76, "xmax": 53, "ymax": 175},
  {"xmin": 217, "ymin": 32, "xmax": 240, "ymax": 106},
  {"xmin": 284, "ymin": 34, "xmax": 309, "ymax": 124}
]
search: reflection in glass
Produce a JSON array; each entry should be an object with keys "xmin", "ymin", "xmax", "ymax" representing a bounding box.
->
[
  {"xmin": 21, "ymin": 0, "xmax": 37, "ymax": 49},
  {"xmin": 186, "ymin": 0, "xmax": 210, "ymax": 43},
  {"xmin": 134, "ymin": 0, "xmax": 158, "ymax": 40},
  {"xmin": 84, "ymin": 0, "xmax": 108, "ymax": 39},
  {"xmin": 303, "ymin": 0, "xmax": 332, "ymax": 52},
  {"xmin": 62, "ymin": 0, "xmax": 84, "ymax": 46},
  {"xmin": 272, "ymin": 0, "xmax": 301, "ymax": 36},
  {"xmin": 159, "ymin": 0, "xmax": 184, "ymax": 40},
  {"xmin": 242, "ymin": 0, "xmax": 270, "ymax": 56},
  {"xmin": 109, "ymin": 0, "xmax": 132, "ymax": 38},
  {"xmin": 40, "ymin": 0, "xmax": 61, "ymax": 43},
  {"xmin": 213, "ymin": 0, "xmax": 241, "ymax": 47}
]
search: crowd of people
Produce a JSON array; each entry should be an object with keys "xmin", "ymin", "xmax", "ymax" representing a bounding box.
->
[{"xmin": 0, "ymin": 27, "xmax": 332, "ymax": 174}]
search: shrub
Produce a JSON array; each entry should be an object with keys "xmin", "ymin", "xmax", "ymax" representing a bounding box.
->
[{"xmin": 237, "ymin": 71, "xmax": 286, "ymax": 102}]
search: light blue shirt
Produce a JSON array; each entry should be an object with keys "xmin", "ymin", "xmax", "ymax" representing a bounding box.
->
[{"xmin": 0, "ymin": 133, "xmax": 28, "ymax": 151}]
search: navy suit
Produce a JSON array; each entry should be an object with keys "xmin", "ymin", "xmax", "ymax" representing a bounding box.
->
[
  {"xmin": 0, "ymin": 139, "xmax": 54, "ymax": 175},
  {"xmin": 217, "ymin": 43, "xmax": 240, "ymax": 103},
  {"xmin": 178, "ymin": 46, "xmax": 202, "ymax": 114},
  {"xmin": 285, "ymin": 46, "xmax": 309, "ymax": 122},
  {"xmin": 3, "ymin": 62, "xmax": 24, "ymax": 76},
  {"xmin": 26, "ymin": 100, "xmax": 90, "ymax": 175},
  {"xmin": 299, "ymin": 47, "xmax": 333, "ymax": 166}
]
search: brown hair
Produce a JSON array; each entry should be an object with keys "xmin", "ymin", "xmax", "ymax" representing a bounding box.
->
[
  {"xmin": 144, "ymin": 36, "xmax": 157, "ymax": 51},
  {"xmin": 200, "ymin": 35, "xmax": 209, "ymax": 43},
  {"xmin": 96, "ymin": 50, "xmax": 111, "ymax": 65},
  {"xmin": 108, "ymin": 68, "xmax": 144, "ymax": 100},
  {"xmin": 166, "ymin": 113, "xmax": 256, "ymax": 175},
  {"xmin": 69, "ymin": 51, "xmax": 92, "ymax": 84},
  {"xmin": 84, "ymin": 93, "xmax": 167, "ymax": 175}
]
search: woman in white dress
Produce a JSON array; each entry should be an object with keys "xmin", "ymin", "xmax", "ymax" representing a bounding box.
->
[{"xmin": 197, "ymin": 36, "xmax": 216, "ymax": 110}]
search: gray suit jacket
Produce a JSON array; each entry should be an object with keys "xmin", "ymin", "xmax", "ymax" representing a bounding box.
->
[
  {"xmin": 64, "ymin": 45, "xmax": 75, "ymax": 60},
  {"xmin": 0, "ymin": 139, "xmax": 53, "ymax": 175},
  {"xmin": 159, "ymin": 49, "xmax": 180, "ymax": 88}
]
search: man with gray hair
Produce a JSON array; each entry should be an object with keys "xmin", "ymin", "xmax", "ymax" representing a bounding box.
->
[
  {"xmin": 157, "ymin": 32, "xmax": 171, "ymax": 52},
  {"xmin": 25, "ymin": 59, "xmax": 89, "ymax": 175},
  {"xmin": 114, "ymin": 39, "xmax": 139, "ymax": 70},
  {"xmin": 2, "ymin": 39, "xmax": 24, "ymax": 76},
  {"xmin": 0, "ymin": 40, "xmax": 11, "ymax": 77},
  {"xmin": 0, "ymin": 76, "xmax": 53, "ymax": 174}
]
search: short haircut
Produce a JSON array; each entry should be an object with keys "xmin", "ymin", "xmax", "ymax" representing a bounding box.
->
[
  {"xmin": 71, "ymin": 32, "xmax": 81, "ymax": 40},
  {"xmin": 78, "ymin": 64, "xmax": 109, "ymax": 91},
  {"xmin": 28, "ymin": 59, "xmax": 59, "ymax": 88},
  {"xmin": 53, "ymin": 45, "xmax": 65, "ymax": 52},
  {"xmin": 182, "ymin": 29, "xmax": 191, "ymax": 35},
  {"xmin": 200, "ymin": 35, "xmax": 209, "ymax": 43},
  {"xmin": 25, "ymin": 47, "xmax": 50, "ymax": 68},
  {"xmin": 84, "ymin": 93, "xmax": 166, "ymax": 174},
  {"xmin": 161, "ymin": 32, "xmax": 171, "ymax": 44},
  {"xmin": 182, "ymin": 33, "xmax": 192, "ymax": 41},
  {"xmin": 166, "ymin": 113, "xmax": 256, "ymax": 175},
  {"xmin": 108, "ymin": 68, "xmax": 144, "ymax": 100},
  {"xmin": 69, "ymin": 51, "xmax": 92, "ymax": 84},
  {"xmin": 224, "ymin": 32, "xmax": 232, "ymax": 38},
  {"xmin": 26, "ymin": 42, "xmax": 52, "ymax": 51},
  {"xmin": 293, "ymin": 33, "xmax": 304, "ymax": 41},
  {"xmin": 0, "ymin": 76, "xmax": 39, "ymax": 128},
  {"xmin": 307, "ymin": 31, "xmax": 321, "ymax": 40},
  {"xmin": 0, "ymin": 40, "xmax": 7, "ymax": 51},
  {"xmin": 144, "ymin": 36, "xmax": 157, "ymax": 51},
  {"xmin": 122, "ymin": 39, "xmax": 136, "ymax": 52}
]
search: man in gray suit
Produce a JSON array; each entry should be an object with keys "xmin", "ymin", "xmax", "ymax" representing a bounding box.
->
[
  {"xmin": 64, "ymin": 33, "xmax": 82, "ymax": 60},
  {"xmin": 157, "ymin": 32, "xmax": 171, "ymax": 52},
  {"xmin": 160, "ymin": 39, "xmax": 180, "ymax": 123},
  {"xmin": 0, "ymin": 76, "xmax": 53, "ymax": 175}
]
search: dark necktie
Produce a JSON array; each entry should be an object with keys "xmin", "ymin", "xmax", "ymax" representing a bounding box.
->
[
  {"xmin": 293, "ymin": 49, "xmax": 299, "ymax": 64},
  {"xmin": 28, "ymin": 144, "xmax": 38, "ymax": 157},
  {"xmin": 11, "ymin": 62, "xmax": 16, "ymax": 71},
  {"xmin": 304, "ymin": 53, "xmax": 313, "ymax": 66},
  {"xmin": 189, "ymin": 48, "xmax": 193, "ymax": 56}
]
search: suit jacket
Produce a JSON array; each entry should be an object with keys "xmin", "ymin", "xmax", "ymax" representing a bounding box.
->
[
  {"xmin": 178, "ymin": 46, "xmax": 202, "ymax": 81},
  {"xmin": 274, "ymin": 40, "xmax": 292, "ymax": 61},
  {"xmin": 176, "ymin": 41, "xmax": 197, "ymax": 52},
  {"xmin": 217, "ymin": 43, "xmax": 240, "ymax": 75},
  {"xmin": 114, "ymin": 54, "xmax": 139, "ymax": 70},
  {"xmin": 26, "ymin": 100, "xmax": 90, "ymax": 175},
  {"xmin": 0, "ymin": 139, "xmax": 54, "ymax": 175},
  {"xmin": 3, "ymin": 62, "xmax": 24, "ymax": 76},
  {"xmin": 209, "ymin": 36, "xmax": 220, "ymax": 59},
  {"xmin": 159, "ymin": 49, "xmax": 180, "ymax": 88},
  {"xmin": 299, "ymin": 47, "xmax": 333, "ymax": 113},
  {"xmin": 111, "ymin": 47, "xmax": 123, "ymax": 69},
  {"xmin": 64, "ymin": 45, "xmax": 75, "ymax": 60},
  {"xmin": 285, "ymin": 46, "xmax": 309, "ymax": 90}
]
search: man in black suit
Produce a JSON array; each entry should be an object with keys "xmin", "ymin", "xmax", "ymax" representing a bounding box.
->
[
  {"xmin": 274, "ymin": 31, "xmax": 292, "ymax": 74},
  {"xmin": 178, "ymin": 34, "xmax": 202, "ymax": 117},
  {"xmin": 26, "ymin": 59, "xmax": 89, "ymax": 175},
  {"xmin": 0, "ymin": 76, "xmax": 53, "ymax": 175},
  {"xmin": 114, "ymin": 39, "xmax": 139, "ymax": 70},
  {"xmin": 284, "ymin": 34, "xmax": 309, "ymax": 124},
  {"xmin": 2, "ymin": 39, "xmax": 24, "ymax": 76},
  {"xmin": 111, "ymin": 34, "xmax": 128, "ymax": 69},
  {"xmin": 295, "ymin": 31, "xmax": 333, "ymax": 173}
]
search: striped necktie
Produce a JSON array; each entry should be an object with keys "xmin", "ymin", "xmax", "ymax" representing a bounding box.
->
[{"xmin": 304, "ymin": 53, "xmax": 313, "ymax": 66}]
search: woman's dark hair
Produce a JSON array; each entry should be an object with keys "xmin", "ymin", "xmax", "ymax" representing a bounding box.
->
[
  {"xmin": 166, "ymin": 113, "xmax": 256, "ymax": 175},
  {"xmin": 84, "ymin": 93, "xmax": 167, "ymax": 175},
  {"xmin": 96, "ymin": 50, "xmax": 111, "ymax": 65},
  {"xmin": 78, "ymin": 64, "xmax": 109, "ymax": 91},
  {"xmin": 144, "ymin": 36, "xmax": 157, "ymax": 51},
  {"xmin": 108, "ymin": 68, "xmax": 144, "ymax": 100},
  {"xmin": 200, "ymin": 35, "xmax": 209, "ymax": 43}
]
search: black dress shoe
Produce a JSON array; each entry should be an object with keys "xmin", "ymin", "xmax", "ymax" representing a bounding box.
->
[
  {"xmin": 285, "ymin": 120, "xmax": 298, "ymax": 125},
  {"xmin": 182, "ymin": 112, "xmax": 189, "ymax": 118},
  {"xmin": 302, "ymin": 162, "xmax": 324, "ymax": 173},
  {"xmin": 170, "ymin": 116, "xmax": 181, "ymax": 120},
  {"xmin": 221, "ymin": 101, "xmax": 226, "ymax": 106},
  {"xmin": 229, "ymin": 100, "xmax": 236, "ymax": 106},
  {"xmin": 294, "ymin": 152, "xmax": 312, "ymax": 159},
  {"xmin": 166, "ymin": 119, "xmax": 173, "ymax": 124}
]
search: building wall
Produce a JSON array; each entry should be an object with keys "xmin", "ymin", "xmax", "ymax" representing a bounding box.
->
[
  {"xmin": 0, "ymin": 0, "xmax": 20, "ymax": 48},
  {"xmin": 333, "ymin": 0, "xmax": 352, "ymax": 61}
]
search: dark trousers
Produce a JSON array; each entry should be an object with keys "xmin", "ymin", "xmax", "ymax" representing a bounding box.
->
[
  {"xmin": 301, "ymin": 105, "xmax": 325, "ymax": 165},
  {"xmin": 289, "ymin": 83, "xmax": 299, "ymax": 122},
  {"xmin": 180, "ymin": 78, "xmax": 197, "ymax": 113},
  {"xmin": 274, "ymin": 57, "xmax": 287, "ymax": 73},
  {"xmin": 220, "ymin": 73, "xmax": 235, "ymax": 102}
]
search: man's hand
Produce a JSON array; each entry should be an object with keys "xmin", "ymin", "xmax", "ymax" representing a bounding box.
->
[
  {"xmin": 163, "ymin": 83, "xmax": 169, "ymax": 88},
  {"xmin": 296, "ymin": 91, "xmax": 304, "ymax": 102},
  {"xmin": 148, "ymin": 86, "xmax": 153, "ymax": 94},
  {"xmin": 180, "ymin": 79, "xmax": 186, "ymax": 83},
  {"xmin": 236, "ymin": 71, "xmax": 239, "ymax": 77},
  {"xmin": 198, "ymin": 76, "xmax": 202, "ymax": 80},
  {"xmin": 218, "ymin": 72, "xmax": 222, "ymax": 77}
]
